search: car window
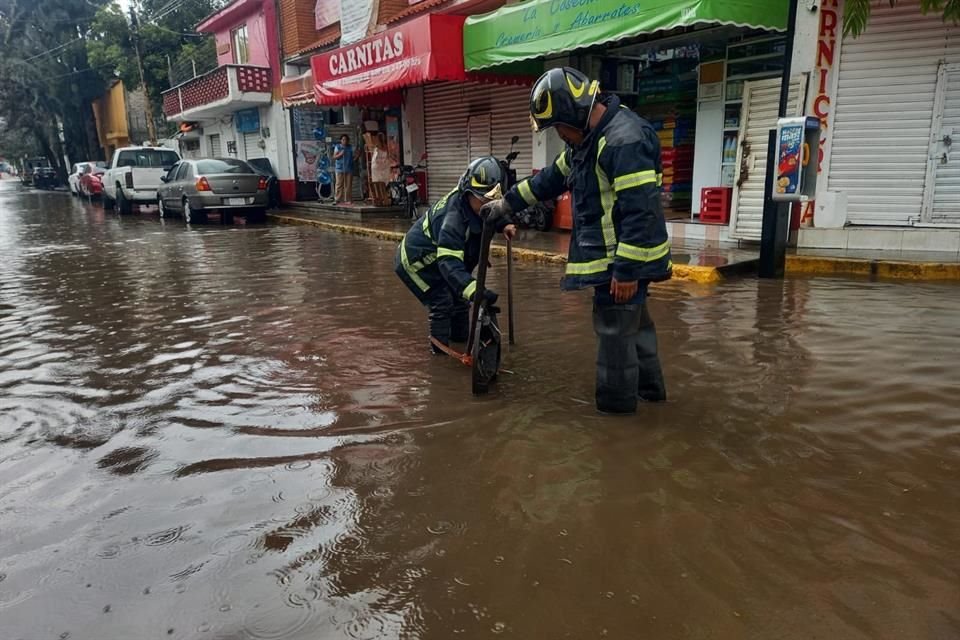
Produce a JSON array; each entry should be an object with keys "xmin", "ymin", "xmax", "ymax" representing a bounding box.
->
[
  {"xmin": 175, "ymin": 163, "xmax": 191, "ymax": 181},
  {"xmin": 165, "ymin": 163, "xmax": 180, "ymax": 182},
  {"xmin": 195, "ymin": 159, "xmax": 253, "ymax": 175},
  {"xmin": 116, "ymin": 149, "xmax": 181, "ymax": 170}
]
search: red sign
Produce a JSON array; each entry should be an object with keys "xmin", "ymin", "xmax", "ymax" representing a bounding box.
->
[{"xmin": 311, "ymin": 14, "xmax": 468, "ymax": 105}]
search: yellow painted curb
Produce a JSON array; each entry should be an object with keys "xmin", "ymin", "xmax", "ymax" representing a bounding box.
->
[
  {"xmin": 269, "ymin": 213, "xmax": 723, "ymax": 284},
  {"xmin": 787, "ymin": 255, "xmax": 960, "ymax": 281}
]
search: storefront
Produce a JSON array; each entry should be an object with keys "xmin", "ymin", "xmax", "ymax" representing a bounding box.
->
[
  {"xmin": 464, "ymin": 0, "xmax": 789, "ymax": 242},
  {"xmin": 309, "ymin": 12, "xmax": 533, "ymax": 205}
]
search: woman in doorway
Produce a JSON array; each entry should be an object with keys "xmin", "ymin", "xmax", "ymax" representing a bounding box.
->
[{"xmin": 333, "ymin": 135, "xmax": 356, "ymax": 204}]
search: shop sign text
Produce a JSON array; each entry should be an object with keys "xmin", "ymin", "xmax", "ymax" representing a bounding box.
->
[{"xmin": 328, "ymin": 32, "xmax": 406, "ymax": 77}]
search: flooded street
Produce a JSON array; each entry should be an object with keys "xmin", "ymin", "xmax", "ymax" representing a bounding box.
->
[{"xmin": 2, "ymin": 183, "xmax": 959, "ymax": 639}]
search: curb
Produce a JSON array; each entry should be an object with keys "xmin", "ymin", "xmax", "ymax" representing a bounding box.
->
[
  {"xmin": 786, "ymin": 255, "xmax": 960, "ymax": 281},
  {"xmin": 268, "ymin": 213, "xmax": 724, "ymax": 284}
]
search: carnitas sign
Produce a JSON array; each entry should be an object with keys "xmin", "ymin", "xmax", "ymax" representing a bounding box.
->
[
  {"xmin": 327, "ymin": 32, "xmax": 406, "ymax": 77},
  {"xmin": 310, "ymin": 14, "xmax": 470, "ymax": 106}
]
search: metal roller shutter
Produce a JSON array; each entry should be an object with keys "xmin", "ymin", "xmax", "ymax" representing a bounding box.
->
[
  {"xmin": 930, "ymin": 64, "xmax": 960, "ymax": 223},
  {"xmin": 729, "ymin": 76, "xmax": 804, "ymax": 241},
  {"xmin": 208, "ymin": 134, "xmax": 222, "ymax": 157},
  {"xmin": 243, "ymin": 131, "xmax": 261, "ymax": 160},
  {"xmin": 424, "ymin": 81, "xmax": 532, "ymax": 200},
  {"xmin": 828, "ymin": 0, "xmax": 945, "ymax": 225}
]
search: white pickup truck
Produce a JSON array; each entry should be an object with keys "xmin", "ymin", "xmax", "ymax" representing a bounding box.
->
[{"xmin": 103, "ymin": 146, "xmax": 181, "ymax": 214}]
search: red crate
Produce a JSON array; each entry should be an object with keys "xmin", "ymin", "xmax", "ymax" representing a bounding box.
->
[{"xmin": 700, "ymin": 187, "xmax": 732, "ymax": 224}]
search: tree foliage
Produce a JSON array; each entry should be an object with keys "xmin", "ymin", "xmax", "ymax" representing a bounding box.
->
[{"xmin": 845, "ymin": 0, "xmax": 960, "ymax": 37}]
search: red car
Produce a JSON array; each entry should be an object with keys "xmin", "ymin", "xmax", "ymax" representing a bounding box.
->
[{"xmin": 79, "ymin": 166, "xmax": 105, "ymax": 198}]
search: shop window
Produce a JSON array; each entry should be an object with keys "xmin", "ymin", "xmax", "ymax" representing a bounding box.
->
[{"xmin": 232, "ymin": 25, "xmax": 249, "ymax": 65}]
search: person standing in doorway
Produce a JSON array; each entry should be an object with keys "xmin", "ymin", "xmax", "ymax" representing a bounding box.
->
[{"xmin": 333, "ymin": 135, "xmax": 355, "ymax": 204}]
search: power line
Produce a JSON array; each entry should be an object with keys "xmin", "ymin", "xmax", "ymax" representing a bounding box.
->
[{"xmin": 23, "ymin": 36, "xmax": 86, "ymax": 62}]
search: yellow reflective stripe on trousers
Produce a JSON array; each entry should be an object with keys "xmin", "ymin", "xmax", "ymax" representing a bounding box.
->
[
  {"xmin": 437, "ymin": 247, "xmax": 464, "ymax": 260},
  {"xmin": 657, "ymin": 173, "xmax": 663, "ymax": 187},
  {"xmin": 613, "ymin": 170, "xmax": 658, "ymax": 192},
  {"xmin": 555, "ymin": 151, "xmax": 571, "ymax": 177},
  {"xmin": 517, "ymin": 179, "xmax": 537, "ymax": 206},
  {"xmin": 462, "ymin": 280, "xmax": 477, "ymax": 301},
  {"xmin": 595, "ymin": 137, "xmax": 617, "ymax": 256},
  {"xmin": 400, "ymin": 240, "xmax": 430, "ymax": 292},
  {"xmin": 565, "ymin": 257, "xmax": 613, "ymax": 276},
  {"xmin": 616, "ymin": 240, "xmax": 671, "ymax": 262}
]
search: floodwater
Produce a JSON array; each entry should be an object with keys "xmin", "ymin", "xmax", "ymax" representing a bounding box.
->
[{"xmin": 1, "ymin": 183, "xmax": 959, "ymax": 640}]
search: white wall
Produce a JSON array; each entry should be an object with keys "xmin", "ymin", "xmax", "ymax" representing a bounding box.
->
[{"xmin": 402, "ymin": 86, "xmax": 426, "ymax": 165}]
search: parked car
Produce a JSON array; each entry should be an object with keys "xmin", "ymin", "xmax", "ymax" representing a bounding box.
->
[
  {"xmin": 247, "ymin": 157, "xmax": 281, "ymax": 209},
  {"xmin": 32, "ymin": 166, "xmax": 58, "ymax": 190},
  {"xmin": 69, "ymin": 161, "xmax": 106, "ymax": 196},
  {"xmin": 79, "ymin": 164, "xmax": 106, "ymax": 198},
  {"xmin": 157, "ymin": 158, "xmax": 269, "ymax": 224},
  {"xmin": 103, "ymin": 146, "xmax": 180, "ymax": 214},
  {"xmin": 20, "ymin": 157, "xmax": 50, "ymax": 186}
]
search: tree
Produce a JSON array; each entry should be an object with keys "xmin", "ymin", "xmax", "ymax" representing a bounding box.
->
[
  {"xmin": 845, "ymin": 0, "xmax": 960, "ymax": 37},
  {"xmin": 86, "ymin": 0, "xmax": 223, "ymax": 136},
  {"xmin": 0, "ymin": 0, "xmax": 109, "ymax": 172}
]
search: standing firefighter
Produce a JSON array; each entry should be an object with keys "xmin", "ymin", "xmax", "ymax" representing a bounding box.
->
[
  {"xmin": 484, "ymin": 67, "xmax": 671, "ymax": 414},
  {"xmin": 395, "ymin": 157, "xmax": 517, "ymax": 354}
]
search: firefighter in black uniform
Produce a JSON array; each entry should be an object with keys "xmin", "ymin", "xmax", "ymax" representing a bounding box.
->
[
  {"xmin": 395, "ymin": 156, "xmax": 516, "ymax": 353},
  {"xmin": 484, "ymin": 67, "xmax": 671, "ymax": 413}
]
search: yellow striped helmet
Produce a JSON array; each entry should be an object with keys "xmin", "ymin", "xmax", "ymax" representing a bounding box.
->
[{"xmin": 529, "ymin": 67, "xmax": 600, "ymax": 132}]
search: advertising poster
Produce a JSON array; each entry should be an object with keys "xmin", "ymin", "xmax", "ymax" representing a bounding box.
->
[
  {"xmin": 314, "ymin": 0, "xmax": 338, "ymax": 30},
  {"xmin": 339, "ymin": 0, "xmax": 376, "ymax": 45},
  {"xmin": 296, "ymin": 141, "xmax": 322, "ymax": 182}
]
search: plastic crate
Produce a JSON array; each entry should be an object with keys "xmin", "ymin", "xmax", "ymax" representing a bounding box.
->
[{"xmin": 700, "ymin": 187, "xmax": 732, "ymax": 224}]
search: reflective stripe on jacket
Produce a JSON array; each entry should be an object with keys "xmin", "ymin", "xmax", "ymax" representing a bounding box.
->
[{"xmin": 505, "ymin": 95, "xmax": 673, "ymax": 291}]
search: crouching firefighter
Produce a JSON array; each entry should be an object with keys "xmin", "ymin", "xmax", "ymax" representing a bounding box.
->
[
  {"xmin": 483, "ymin": 67, "xmax": 671, "ymax": 414},
  {"xmin": 395, "ymin": 156, "xmax": 517, "ymax": 354}
]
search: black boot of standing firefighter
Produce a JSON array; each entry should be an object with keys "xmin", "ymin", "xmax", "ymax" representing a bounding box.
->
[{"xmin": 594, "ymin": 300, "xmax": 666, "ymax": 414}]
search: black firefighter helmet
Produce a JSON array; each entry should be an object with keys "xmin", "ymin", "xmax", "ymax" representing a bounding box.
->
[
  {"xmin": 529, "ymin": 67, "xmax": 600, "ymax": 133},
  {"xmin": 459, "ymin": 156, "xmax": 504, "ymax": 199}
]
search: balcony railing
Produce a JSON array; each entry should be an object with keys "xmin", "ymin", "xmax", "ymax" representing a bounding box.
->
[{"xmin": 163, "ymin": 64, "xmax": 272, "ymax": 121}]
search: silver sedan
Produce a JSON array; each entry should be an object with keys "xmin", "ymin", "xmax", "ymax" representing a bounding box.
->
[{"xmin": 157, "ymin": 158, "xmax": 269, "ymax": 224}]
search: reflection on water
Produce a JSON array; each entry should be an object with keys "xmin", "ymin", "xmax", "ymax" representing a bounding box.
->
[{"xmin": 1, "ymin": 185, "xmax": 959, "ymax": 639}]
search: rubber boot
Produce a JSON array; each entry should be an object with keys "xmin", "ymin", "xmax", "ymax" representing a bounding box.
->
[
  {"xmin": 593, "ymin": 303, "xmax": 642, "ymax": 414},
  {"xmin": 636, "ymin": 303, "xmax": 667, "ymax": 402},
  {"xmin": 426, "ymin": 289, "xmax": 454, "ymax": 355},
  {"xmin": 450, "ymin": 299, "xmax": 470, "ymax": 343}
]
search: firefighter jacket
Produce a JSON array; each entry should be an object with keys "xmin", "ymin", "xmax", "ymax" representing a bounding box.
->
[
  {"xmin": 505, "ymin": 95, "xmax": 673, "ymax": 291},
  {"xmin": 396, "ymin": 189, "xmax": 496, "ymax": 303}
]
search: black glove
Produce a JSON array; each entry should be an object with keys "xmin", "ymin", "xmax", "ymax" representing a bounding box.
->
[
  {"xmin": 480, "ymin": 198, "xmax": 512, "ymax": 222},
  {"xmin": 473, "ymin": 288, "xmax": 498, "ymax": 306}
]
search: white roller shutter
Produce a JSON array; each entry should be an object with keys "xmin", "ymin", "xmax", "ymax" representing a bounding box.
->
[
  {"xmin": 242, "ymin": 131, "xmax": 261, "ymax": 160},
  {"xmin": 208, "ymin": 134, "xmax": 222, "ymax": 157},
  {"xmin": 424, "ymin": 81, "xmax": 532, "ymax": 200},
  {"xmin": 930, "ymin": 64, "xmax": 960, "ymax": 223},
  {"xmin": 828, "ymin": 0, "xmax": 946, "ymax": 225},
  {"xmin": 729, "ymin": 76, "xmax": 804, "ymax": 241}
]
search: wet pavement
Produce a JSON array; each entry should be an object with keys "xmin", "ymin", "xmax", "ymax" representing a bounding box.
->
[{"xmin": 2, "ymin": 183, "xmax": 959, "ymax": 640}]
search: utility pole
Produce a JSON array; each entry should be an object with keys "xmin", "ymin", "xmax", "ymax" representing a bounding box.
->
[
  {"xmin": 130, "ymin": 6, "xmax": 158, "ymax": 145},
  {"xmin": 758, "ymin": 0, "xmax": 800, "ymax": 279}
]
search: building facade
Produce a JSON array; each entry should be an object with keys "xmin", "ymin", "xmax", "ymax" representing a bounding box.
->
[{"xmin": 162, "ymin": 0, "xmax": 296, "ymax": 202}]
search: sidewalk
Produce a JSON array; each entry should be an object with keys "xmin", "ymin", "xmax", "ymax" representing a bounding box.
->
[
  {"xmin": 268, "ymin": 209, "xmax": 759, "ymax": 284},
  {"xmin": 787, "ymin": 248, "xmax": 960, "ymax": 281}
]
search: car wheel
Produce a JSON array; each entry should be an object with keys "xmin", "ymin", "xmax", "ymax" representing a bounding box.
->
[
  {"xmin": 183, "ymin": 198, "xmax": 206, "ymax": 225},
  {"xmin": 103, "ymin": 193, "xmax": 116, "ymax": 210},
  {"xmin": 158, "ymin": 197, "xmax": 167, "ymax": 218},
  {"xmin": 117, "ymin": 187, "xmax": 132, "ymax": 215}
]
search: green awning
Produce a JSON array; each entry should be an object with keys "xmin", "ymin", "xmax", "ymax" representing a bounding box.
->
[{"xmin": 464, "ymin": 0, "xmax": 788, "ymax": 71}]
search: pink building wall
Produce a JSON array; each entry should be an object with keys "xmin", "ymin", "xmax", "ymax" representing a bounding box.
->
[{"xmin": 201, "ymin": 0, "xmax": 281, "ymax": 84}]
